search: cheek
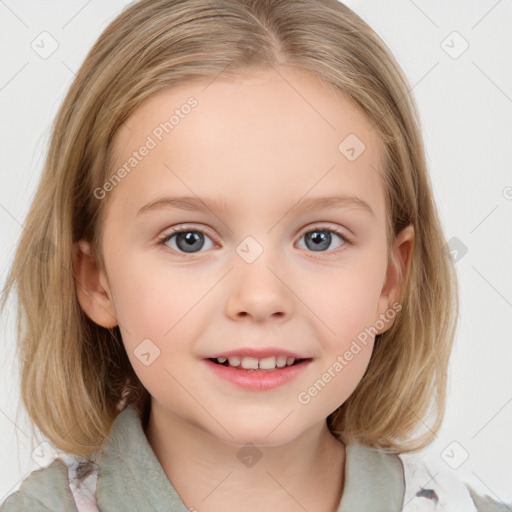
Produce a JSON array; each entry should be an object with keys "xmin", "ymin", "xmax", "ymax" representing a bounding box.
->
[
  {"xmin": 109, "ymin": 254, "xmax": 210, "ymax": 339},
  {"xmin": 109, "ymin": 261, "xmax": 200, "ymax": 408},
  {"xmin": 297, "ymin": 330, "xmax": 374, "ymax": 418},
  {"xmin": 305, "ymin": 258, "xmax": 387, "ymax": 342},
  {"xmin": 107, "ymin": 254, "xmax": 213, "ymax": 381},
  {"xmin": 290, "ymin": 257, "xmax": 385, "ymax": 412}
]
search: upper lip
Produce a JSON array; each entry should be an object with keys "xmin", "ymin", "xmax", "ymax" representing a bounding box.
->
[{"xmin": 205, "ymin": 347, "xmax": 311, "ymax": 360}]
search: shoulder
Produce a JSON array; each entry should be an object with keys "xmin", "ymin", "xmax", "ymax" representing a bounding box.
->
[
  {"xmin": 398, "ymin": 451, "xmax": 511, "ymax": 511},
  {"xmin": 1, "ymin": 458, "xmax": 78, "ymax": 512}
]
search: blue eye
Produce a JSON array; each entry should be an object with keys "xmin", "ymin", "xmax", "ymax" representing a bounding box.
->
[
  {"xmin": 158, "ymin": 227, "xmax": 215, "ymax": 254},
  {"xmin": 297, "ymin": 227, "xmax": 349, "ymax": 252}
]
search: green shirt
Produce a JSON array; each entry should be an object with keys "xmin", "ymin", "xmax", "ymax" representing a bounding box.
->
[{"xmin": 0, "ymin": 403, "xmax": 407, "ymax": 511}]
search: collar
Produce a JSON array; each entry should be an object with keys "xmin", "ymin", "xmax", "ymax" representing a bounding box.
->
[{"xmin": 96, "ymin": 403, "xmax": 404, "ymax": 511}]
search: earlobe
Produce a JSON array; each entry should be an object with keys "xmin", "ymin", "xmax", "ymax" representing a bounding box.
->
[
  {"xmin": 72, "ymin": 239, "xmax": 118, "ymax": 328},
  {"xmin": 376, "ymin": 224, "xmax": 415, "ymax": 333}
]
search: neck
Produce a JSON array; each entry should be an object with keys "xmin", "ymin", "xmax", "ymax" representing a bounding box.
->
[{"xmin": 144, "ymin": 402, "xmax": 346, "ymax": 512}]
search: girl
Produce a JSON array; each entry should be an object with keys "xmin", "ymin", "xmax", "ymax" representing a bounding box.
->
[{"xmin": 0, "ymin": 0, "xmax": 503, "ymax": 510}]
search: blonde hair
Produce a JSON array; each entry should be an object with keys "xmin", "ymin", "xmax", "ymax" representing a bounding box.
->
[{"xmin": 1, "ymin": 0, "xmax": 458, "ymax": 459}]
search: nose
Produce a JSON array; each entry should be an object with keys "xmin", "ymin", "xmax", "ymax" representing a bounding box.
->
[{"xmin": 224, "ymin": 253, "xmax": 294, "ymax": 323}]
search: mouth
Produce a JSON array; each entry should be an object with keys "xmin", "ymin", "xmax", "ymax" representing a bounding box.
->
[
  {"xmin": 207, "ymin": 356, "xmax": 311, "ymax": 371},
  {"xmin": 203, "ymin": 356, "xmax": 313, "ymax": 391}
]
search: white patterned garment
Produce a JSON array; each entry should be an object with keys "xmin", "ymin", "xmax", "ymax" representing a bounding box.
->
[
  {"xmin": 58, "ymin": 450, "xmax": 500, "ymax": 511},
  {"xmin": 59, "ymin": 453, "xmax": 100, "ymax": 512},
  {"xmin": 400, "ymin": 453, "xmax": 478, "ymax": 512}
]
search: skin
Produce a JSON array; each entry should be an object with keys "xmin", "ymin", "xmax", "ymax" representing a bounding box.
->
[{"xmin": 74, "ymin": 66, "xmax": 414, "ymax": 511}]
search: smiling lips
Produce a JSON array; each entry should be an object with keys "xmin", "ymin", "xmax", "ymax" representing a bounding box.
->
[
  {"xmin": 205, "ymin": 347, "xmax": 311, "ymax": 371},
  {"xmin": 204, "ymin": 356, "xmax": 312, "ymax": 390},
  {"xmin": 210, "ymin": 355, "xmax": 303, "ymax": 370}
]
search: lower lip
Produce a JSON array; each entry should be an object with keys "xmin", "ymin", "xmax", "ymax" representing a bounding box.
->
[{"xmin": 203, "ymin": 359, "xmax": 312, "ymax": 391}]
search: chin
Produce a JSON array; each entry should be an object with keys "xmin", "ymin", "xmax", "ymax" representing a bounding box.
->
[{"xmin": 212, "ymin": 421, "xmax": 302, "ymax": 448}]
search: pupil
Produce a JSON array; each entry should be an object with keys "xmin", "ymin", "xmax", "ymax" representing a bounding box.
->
[
  {"xmin": 306, "ymin": 230, "xmax": 330, "ymax": 251},
  {"xmin": 177, "ymin": 231, "xmax": 204, "ymax": 253}
]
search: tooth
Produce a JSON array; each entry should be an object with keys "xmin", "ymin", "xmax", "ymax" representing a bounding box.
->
[
  {"xmin": 259, "ymin": 356, "xmax": 276, "ymax": 369},
  {"xmin": 228, "ymin": 356, "xmax": 241, "ymax": 367},
  {"xmin": 241, "ymin": 357, "xmax": 259, "ymax": 369},
  {"xmin": 276, "ymin": 355, "xmax": 287, "ymax": 368},
  {"xmin": 222, "ymin": 355, "xmax": 298, "ymax": 369}
]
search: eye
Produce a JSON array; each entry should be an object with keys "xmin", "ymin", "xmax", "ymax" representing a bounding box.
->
[
  {"xmin": 157, "ymin": 224, "xmax": 352, "ymax": 256},
  {"xmin": 158, "ymin": 226, "xmax": 215, "ymax": 254},
  {"xmin": 296, "ymin": 226, "xmax": 351, "ymax": 253}
]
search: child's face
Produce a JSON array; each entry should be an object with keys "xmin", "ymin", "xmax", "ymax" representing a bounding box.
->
[{"xmin": 78, "ymin": 66, "xmax": 412, "ymax": 446}]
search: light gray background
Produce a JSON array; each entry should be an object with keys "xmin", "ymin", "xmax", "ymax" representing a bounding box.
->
[{"xmin": 1, "ymin": 0, "xmax": 511, "ymax": 504}]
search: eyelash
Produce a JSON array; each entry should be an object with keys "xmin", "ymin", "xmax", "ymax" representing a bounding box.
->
[{"xmin": 157, "ymin": 224, "xmax": 353, "ymax": 256}]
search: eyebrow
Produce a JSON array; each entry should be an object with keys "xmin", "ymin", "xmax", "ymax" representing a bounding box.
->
[{"xmin": 136, "ymin": 194, "xmax": 374, "ymax": 217}]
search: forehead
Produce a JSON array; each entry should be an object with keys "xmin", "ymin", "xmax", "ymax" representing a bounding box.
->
[{"xmin": 107, "ymin": 66, "xmax": 386, "ymax": 219}]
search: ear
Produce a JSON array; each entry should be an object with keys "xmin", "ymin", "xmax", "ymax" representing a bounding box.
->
[
  {"xmin": 72, "ymin": 239, "xmax": 118, "ymax": 328},
  {"xmin": 375, "ymin": 223, "xmax": 414, "ymax": 333}
]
